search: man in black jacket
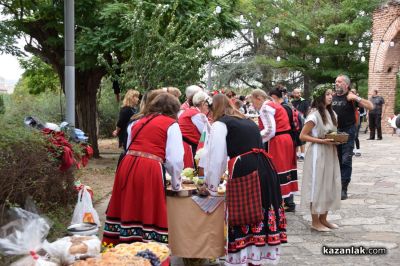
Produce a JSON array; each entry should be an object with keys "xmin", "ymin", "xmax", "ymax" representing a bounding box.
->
[
  {"xmin": 332, "ymin": 75, "xmax": 373, "ymax": 200},
  {"xmin": 367, "ymin": 89, "xmax": 386, "ymax": 140}
]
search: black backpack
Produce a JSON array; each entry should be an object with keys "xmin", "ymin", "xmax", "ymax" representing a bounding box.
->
[
  {"xmin": 281, "ymin": 103, "xmax": 302, "ymax": 147},
  {"xmin": 396, "ymin": 115, "xmax": 400, "ymax": 129}
]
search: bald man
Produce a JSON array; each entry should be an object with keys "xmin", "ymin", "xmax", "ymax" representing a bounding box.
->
[{"xmin": 332, "ymin": 74, "xmax": 373, "ymax": 200}]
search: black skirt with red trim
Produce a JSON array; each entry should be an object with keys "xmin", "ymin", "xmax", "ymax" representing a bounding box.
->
[{"xmin": 227, "ymin": 153, "xmax": 287, "ymax": 253}]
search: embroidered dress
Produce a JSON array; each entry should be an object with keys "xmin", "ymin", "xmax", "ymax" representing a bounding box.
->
[
  {"xmin": 205, "ymin": 116, "xmax": 286, "ymax": 266},
  {"xmin": 258, "ymin": 101, "xmax": 298, "ymax": 198},
  {"xmin": 103, "ymin": 115, "xmax": 184, "ymax": 245},
  {"xmin": 300, "ymin": 110, "xmax": 341, "ymax": 214}
]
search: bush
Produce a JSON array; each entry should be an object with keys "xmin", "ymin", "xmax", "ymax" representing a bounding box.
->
[
  {"xmin": 0, "ymin": 94, "xmax": 5, "ymax": 114},
  {"xmin": 9, "ymin": 83, "xmax": 65, "ymax": 124},
  {"xmin": 395, "ymin": 73, "xmax": 400, "ymax": 114},
  {"xmin": 0, "ymin": 124, "xmax": 76, "ymax": 217},
  {"xmin": 0, "ymin": 92, "xmax": 76, "ymax": 228}
]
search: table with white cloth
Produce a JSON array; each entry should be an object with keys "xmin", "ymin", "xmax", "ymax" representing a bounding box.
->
[{"xmin": 167, "ymin": 196, "xmax": 225, "ymax": 259}]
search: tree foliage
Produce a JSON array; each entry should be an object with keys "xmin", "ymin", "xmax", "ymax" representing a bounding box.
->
[
  {"xmin": 18, "ymin": 56, "xmax": 60, "ymax": 94},
  {"xmin": 214, "ymin": 0, "xmax": 383, "ymax": 95},
  {"xmin": 95, "ymin": 0, "xmax": 239, "ymax": 92},
  {"xmin": 0, "ymin": 0, "xmax": 239, "ymax": 156}
]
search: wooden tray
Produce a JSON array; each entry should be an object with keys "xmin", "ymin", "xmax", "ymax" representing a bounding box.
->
[
  {"xmin": 325, "ymin": 132, "xmax": 349, "ymax": 143},
  {"xmin": 166, "ymin": 184, "xmax": 197, "ymax": 197}
]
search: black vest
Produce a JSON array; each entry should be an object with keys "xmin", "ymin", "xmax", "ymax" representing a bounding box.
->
[{"xmin": 218, "ymin": 115, "xmax": 263, "ymax": 158}]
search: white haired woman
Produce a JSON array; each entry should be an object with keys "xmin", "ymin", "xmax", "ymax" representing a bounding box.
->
[
  {"xmin": 178, "ymin": 91, "xmax": 211, "ymax": 169},
  {"xmin": 179, "ymin": 85, "xmax": 203, "ymax": 117}
]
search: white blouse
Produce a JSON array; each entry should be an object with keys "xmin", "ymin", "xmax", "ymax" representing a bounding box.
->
[
  {"xmin": 305, "ymin": 112, "xmax": 319, "ymax": 137},
  {"xmin": 126, "ymin": 120, "xmax": 184, "ymax": 191},
  {"xmin": 165, "ymin": 123, "xmax": 184, "ymax": 191},
  {"xmin": 204, "ymin": 121, "xmax": 228, "ymax": 196},
  {"xmin": 197, "ymin": 121, "xmax": 212, "ymax": 169},
  {"xmin": 259, "ymin": 101, "xmax": 276, "ymax": 143},
  {"xmin": 191, "ymin": 112, "xmax": 208, "ymax": 134}
]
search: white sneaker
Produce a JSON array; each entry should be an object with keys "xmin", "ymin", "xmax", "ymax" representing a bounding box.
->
[{"xmin": 354, "ymin": 149, "xmax": 361, "ymax": 157}]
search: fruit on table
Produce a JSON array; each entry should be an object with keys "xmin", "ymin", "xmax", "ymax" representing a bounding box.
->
[
  {"xmin": 182, "ymin": 168, "xmax": 195, "ymax": 178},
  {"xmin": 197, "ymin": 178, "xmax": 205, "ymax": 185}
]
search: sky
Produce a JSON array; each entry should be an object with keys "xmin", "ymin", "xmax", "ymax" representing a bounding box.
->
[
  {"xmin": 0, "ymin": 12, "xmax": 24, "ymax": 83},
  {"xmin": 0, "ymin": 53, "xmax": 23, "ymax": 82}
]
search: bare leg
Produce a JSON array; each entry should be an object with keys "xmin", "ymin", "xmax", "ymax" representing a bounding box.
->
[
  {"xmin": 310, "ymin": 204, "xmax": 329, "ymax": 230},
  {"xmin": 319, "ymin": 212, "xmax": 339, "ymax": 229}
]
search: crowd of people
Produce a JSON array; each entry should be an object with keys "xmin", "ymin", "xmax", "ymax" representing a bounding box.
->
[{"xmin": 105, "ymin": 75, "xmax": 375, "ymax": 265}]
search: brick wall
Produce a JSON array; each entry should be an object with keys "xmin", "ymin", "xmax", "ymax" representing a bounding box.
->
[{"xmin": 369, "ymin": 1, "xmax": 400, "ymax": 133}]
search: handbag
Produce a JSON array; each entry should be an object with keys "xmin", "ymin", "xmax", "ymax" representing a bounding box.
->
[
  {"xmin": 226, "ymin": 170, "xmax": 264, "ymax": 226},
  {"xmin": 117, "ymin": 114, "xmax": 159, "ymax": 167}
]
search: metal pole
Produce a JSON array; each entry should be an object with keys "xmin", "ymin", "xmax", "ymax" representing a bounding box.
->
[{"xmin": 65, "ymin": 0, "xmax": 75, "ymax": 126}]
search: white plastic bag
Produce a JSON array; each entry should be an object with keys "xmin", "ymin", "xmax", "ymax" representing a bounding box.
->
[
  {"xmin": 45, "ymin": 236, "xmax": 101, "ymax": 265},
  {"xmin": 71, "ymin": 186, "xmax": 100, "ymax": 226},
  {"xmin": 0, "ymin": 208, "xmax": 57, "ymax": 266}
]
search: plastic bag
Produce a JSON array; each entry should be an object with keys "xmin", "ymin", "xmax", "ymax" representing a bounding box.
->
[
  {"xmin": 0, "ymin": 208, "xmax": 56, "ymax": 266},
  {"xmin": 45, "ymin": 236, "xmax": 101, "ymax": 265},
  {"xmin": 10, "ymin": 256, "xmax": 57, "ymax": 266},
  {"xmin": 71, "ymin": 186, "xmax": 100, "ymax": 226}
]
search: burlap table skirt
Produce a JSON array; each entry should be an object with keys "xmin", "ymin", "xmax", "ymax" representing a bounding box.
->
[{"xmin": 167, "ymin": 196, "xmax": 225, "ymax": 259}]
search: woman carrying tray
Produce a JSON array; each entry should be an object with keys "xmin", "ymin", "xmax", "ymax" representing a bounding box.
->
[
  {"xmin": 103, "ymin": 93, "xmax": 184, "ymax": 245},
  {"xmin": 299, "ymin": 84, "xmax": 341, "ymax": 232},
  {"xmin": 205, "ymin": 94, "xmax": 286, "ymax": 266}
]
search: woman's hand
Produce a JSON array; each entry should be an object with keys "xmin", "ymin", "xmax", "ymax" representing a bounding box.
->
[
  {"xmin": 300, "ymin": 121, "xmax": 341, "ymax": 145},
  {"xmin": 112, "ymin": 129, "xmax": 119, "ymax": 137},
  {"xmin": 319, "ymin": 138, "xmax": 340, "ymax": 145}
]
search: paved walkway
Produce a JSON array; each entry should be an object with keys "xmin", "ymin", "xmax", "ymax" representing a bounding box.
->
[
  {"xmin": 95, "ymin": 133, "xmax": 400, "ymax": 265},
  {"xmin": 280, "ymin": 133, "xmax": 400, "ymax": 265}
]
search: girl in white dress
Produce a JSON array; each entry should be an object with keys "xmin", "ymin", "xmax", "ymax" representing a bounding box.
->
[{"xmin": 299, "ymin": 84, "xmax": 341, "ymax": 232}]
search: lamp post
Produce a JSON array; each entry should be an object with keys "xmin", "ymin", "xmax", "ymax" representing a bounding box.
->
[{"xmin": 64, "ymin": 0, "xmax": 75, "ymax": 126}]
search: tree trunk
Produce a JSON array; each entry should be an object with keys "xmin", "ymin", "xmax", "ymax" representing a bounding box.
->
[{"xmin": 75, "ymin": 69, "xmax": 105, "ymax": 158}]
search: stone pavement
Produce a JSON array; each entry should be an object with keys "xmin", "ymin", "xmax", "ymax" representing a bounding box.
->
[
  {"xmin": 95, "ymin": 133, "xmax": 400, "ymax": 265},
  {"xmin": 279, "ymin": 133, "xmax": 400, "ymax": 265}
]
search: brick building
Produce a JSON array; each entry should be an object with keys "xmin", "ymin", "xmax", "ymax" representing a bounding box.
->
[{"xmin": 369, "ymin": 0, "xmax": 400, "ymax": 133}]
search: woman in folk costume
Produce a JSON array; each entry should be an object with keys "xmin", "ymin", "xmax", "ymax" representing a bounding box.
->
[
  {"xmin": 300, "ymin": 84, "xmax": 341, "ymax": 232},
  {"xmin": 205, "ymin": 94, "xmax": 286, "ymax": 266},
  {"xmin": 178, "ymin": 91, "xmax": 211, "ymax": 168},
  {"xmin": 103, "ymin": 93, "xmax": 184, "ymax": 245},
  {"xmin": 178, "ymin": 85, "xmax": 203, "ymax": 117},
  {"xmin": 251, "ymin": 89, "xmax": 298, "ymax": 211},
  {"xmin": 268, "ymin": 88, "xmax": 299, "ymax": 212}
]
